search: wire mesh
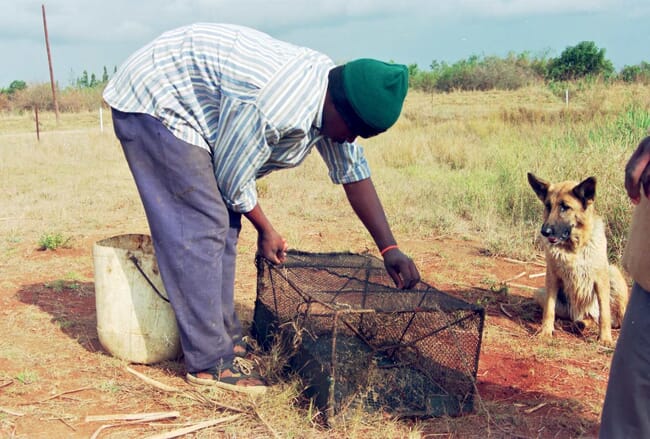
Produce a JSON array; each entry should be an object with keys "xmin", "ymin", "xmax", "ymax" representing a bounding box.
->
[{"xmin": 252, "ymin": 250, "xmax": 485, "ymax": 420}]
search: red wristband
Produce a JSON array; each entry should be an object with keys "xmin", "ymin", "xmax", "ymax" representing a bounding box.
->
[{"xmin": 380, "ymin": 244, "xmax": 399, "ymax": 256}]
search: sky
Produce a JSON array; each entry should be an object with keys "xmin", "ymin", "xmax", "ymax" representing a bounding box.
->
[{"xmin": 1, "ymin": 0, "xmax": 649, "ymax": 88}]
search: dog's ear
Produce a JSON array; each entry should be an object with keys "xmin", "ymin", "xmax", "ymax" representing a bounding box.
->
[
  {"xmin": 527, "ymin": 172, "xmax": 549, "ymax": 202},
  {"xmin": 573, "ymin": 176, "xmax": 597, "ymax": 208}
]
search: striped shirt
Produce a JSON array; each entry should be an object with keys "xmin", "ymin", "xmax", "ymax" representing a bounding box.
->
[{"xmin": 103, "ymin": 23, "xmax": 370, "ymax": 213}]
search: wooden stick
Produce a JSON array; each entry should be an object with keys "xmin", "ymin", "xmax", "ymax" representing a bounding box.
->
[
  {"xmin": 508, "ymin": 282, "xmax": 538, "ymax": 291},
  {"xmin": 0, "ymin": 406, "xmax": 24, "ymax": 416},
  {"xmin": 90, "ymin": 424, "xmax": 115, "ymax": 439},
  {"xmin": 499, "ymin": 303, "xmax": 513, "ymax": 319},
  {"xmin": 504, "ymin": 271, "xmax": 527, "ymax": 283},
  {"xmin": 501, "ymin": 257, "xmax": 528, "ymax": 265},
  {"xmin": 524, "ymin": 402, "xmax": 547, "ymax": 414},
  {"xmin": 58, "ymin": 417, "xmax": 77, "ymax": 431},
  {"xmin": 125, "ymin": 366, "xmax": 181, "ymax": 392},
  {"xmin": 86, "ymin": 411, "xmax": 180, "ymax": 423},
  {"xmin": 88, "ymin": 412, "xmax": 182, "ymax": 439},
  {"xmin": 529, "ymin": 272, "xmax": 546, "ymax": 279},
  {"xmin": 143, "ymin": 415, "xmax": 242, "ymax": 439},
  {"xmin": 19, "ymin": 386, "xmax": 93, "ymax": 405}
]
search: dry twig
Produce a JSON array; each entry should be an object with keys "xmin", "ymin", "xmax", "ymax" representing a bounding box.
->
[
  {"xmin": 86, "ymin": 412, "xmax": 180, "ymax": 423},
  {"xmin": 0, "ymin": 406, "xmax": 24, "ymax": 416},
  {"xmin": 143, "ymin": 415, "xmax": 242, "ymax": 439},
  {"xmin": 499, "ymin": 303, "xmax": 513, "ymax": 319},
  {"xmin": 524, "ymin": 402, "xmax": 547, "ymax": 414},
  {"xmin": 19, "ymin": 386, "xmax": 93, "ymax": 405},
  {"xmin": 508, "ymin": 283, "xmax": 538, "ymax": 292},
  {"xmin": 125, "ymin": 366, "xmax": 180, "ymax": 392},
  {"xmin": 504, "ymin": 271, "xmax": 527, "ymax": 283},
  {"xmin": 88, "ymin": 412, "xmax": 181, "ymax": 439}
]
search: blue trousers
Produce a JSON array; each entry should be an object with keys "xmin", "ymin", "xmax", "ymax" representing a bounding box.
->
[
  {"xmin": 600, "ymin": 282, "xmax": 650, "ymax": 438},
  {"xmin": 111, "ymin": 109, "xmax": 242, "ymax": 373}
]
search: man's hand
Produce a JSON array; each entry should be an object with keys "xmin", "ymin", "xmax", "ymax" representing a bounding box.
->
[
  {"xmin": 383, "ymin": 248, "xmax": 420, "ymax": 289},
  {"xmin": 257, "ymin": 232, "xmax": 287, "ymax": 265},
  {"xmin": 244, "ymin": 202, "xmax": 287, "ymax": 264},
  {"xmin": 625, "ymin": 136, "xmax": 650, "ymax": 204}
]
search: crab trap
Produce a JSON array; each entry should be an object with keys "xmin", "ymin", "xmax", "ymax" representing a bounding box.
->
[{"xmin": 252, "ymin": 250, "xmax": 485, "ymax": 421}]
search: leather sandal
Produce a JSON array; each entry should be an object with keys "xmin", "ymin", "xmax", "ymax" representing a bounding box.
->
[
  {"xmin": 233, "ymin": 336, "xmax": 249, "ymax": 358},
  {"xmin": 186, "ymin": 357, "xmax": 267, "ymax": 396}
]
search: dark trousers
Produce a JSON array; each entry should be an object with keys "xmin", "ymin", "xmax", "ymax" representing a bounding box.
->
[
  {"xmin": 600, "ymin": 282, "xmax": 650, "ymax": 438},
  {"xmin": 111, "ymin": 109, "xmax": 242, "ymax": 373}
]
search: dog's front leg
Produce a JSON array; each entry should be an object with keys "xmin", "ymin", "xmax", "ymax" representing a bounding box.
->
[
  {"xmin": 540, "ymin": 274, "xmax": 559, "ymax": 338},
  {"xmin": 595, "ymin": 274, "xmax": 613, "ymax": 346}
]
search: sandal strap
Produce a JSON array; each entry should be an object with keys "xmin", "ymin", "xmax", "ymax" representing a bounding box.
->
[
  {"xmin": 232, "ymin": 357, "xmax": 254, "ymax": 375},
  {"xmin": 233, "ymin": 337, "xmax": 249, "ymax": 357}
]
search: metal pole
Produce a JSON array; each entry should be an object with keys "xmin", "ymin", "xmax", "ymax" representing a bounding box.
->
[{"xmin": 42, "ymin": 4, "xmax": 60, "ymax": 125}]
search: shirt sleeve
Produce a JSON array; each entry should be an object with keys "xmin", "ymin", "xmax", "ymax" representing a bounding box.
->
[
  {"xmin": 212, "ymin": 95, "xmax": 274, "ymax": 213},
  {"xmin": 315, "ymin": 137, "xmax": 371, "ymax": 184}
]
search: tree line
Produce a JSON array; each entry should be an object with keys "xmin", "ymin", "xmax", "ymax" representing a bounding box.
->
[
  {"xmin": 408, "ymin": 41, "xmax": 650, "ymax": 93},
  {"xmin": 1, "ymin": 41, "xmax": 649, "ymax": 113}
]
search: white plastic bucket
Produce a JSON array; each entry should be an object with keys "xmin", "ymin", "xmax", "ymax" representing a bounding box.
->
[{"xmin": 93, "ymin": 234, "xmax": 181, "ymax": 364}]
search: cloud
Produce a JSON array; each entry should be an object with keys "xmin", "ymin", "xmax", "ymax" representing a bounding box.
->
[
  {"xmin": 0, "ymin": 0, "xmax": 647, "ymax": 86},
  {"xmin": 3, "ymin": 0, "xmax": 631, "ymax": 46}
]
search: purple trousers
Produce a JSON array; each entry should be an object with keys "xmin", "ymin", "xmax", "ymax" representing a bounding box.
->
[{"xmin": 111, "ymin": 109, "xmax": 242, "ymax": 373}]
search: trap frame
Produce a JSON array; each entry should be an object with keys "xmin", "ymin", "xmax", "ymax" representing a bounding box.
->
[{"xmin": 252, "ymin": 250, "xmax": 485, "ymax": 421}]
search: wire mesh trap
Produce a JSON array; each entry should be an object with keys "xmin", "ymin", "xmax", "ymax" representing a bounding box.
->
[{"xmin": 252, "ymin": 250, "xmax": 485, "ymax": 421}]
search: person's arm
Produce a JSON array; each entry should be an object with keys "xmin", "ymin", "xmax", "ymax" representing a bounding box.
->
[
  {"xmin": 343, "ymin": 178, "xmax": 420, "ymax": 289},
  {"xmin": 625, "ymin": 136, "xmax": 650, "ymax": 204},
  {"xmin": 244, "ymin": 203, "xmax": 287, "ymax": 265}
]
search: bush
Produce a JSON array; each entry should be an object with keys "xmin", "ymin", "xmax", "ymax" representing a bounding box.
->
[
  {"xmin": 547, "ymin": 41, "xmax": 615, "ymax": 81},
  {"xmin": 432, "ymin": 55, "xmax": 540, "ymax": 92},
  {"xmin": 619, "ymin": 62, "xmax": 650, "ymax": 84},
  {"xmin": 38, "ymin": 232, "xmax": 70, "ymax": 251}
]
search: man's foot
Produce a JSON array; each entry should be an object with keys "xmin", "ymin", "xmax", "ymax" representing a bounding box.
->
[
  {"xmin": 186, "ymin": 357, "xmax": 267, "ymax": 396},
  {"xmin": 233, "ymin": 337, "xmax": 248, "ymax": 357}
]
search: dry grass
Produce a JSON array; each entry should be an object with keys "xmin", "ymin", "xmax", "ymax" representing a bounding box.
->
[{"xmin": 1, "ymin": 83, "xmax": 649, "ymax": 438}]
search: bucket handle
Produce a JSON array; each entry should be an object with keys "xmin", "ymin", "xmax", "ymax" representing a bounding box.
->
[{"xmin": 128, "ymin": 253, "xmax": 170, "ymax": 303}]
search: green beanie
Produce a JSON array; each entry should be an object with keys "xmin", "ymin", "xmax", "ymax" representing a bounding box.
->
[{"xmin": 342, "ymin": 58, "xmax": 408, "ymax": 136}]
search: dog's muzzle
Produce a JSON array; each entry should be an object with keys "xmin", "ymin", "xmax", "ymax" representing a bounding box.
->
[{"xmin": 541, "ymin": 223, "xmax": 572, "ymax": 244}]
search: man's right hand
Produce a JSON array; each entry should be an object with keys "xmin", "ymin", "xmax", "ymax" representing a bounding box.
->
[
  {"xmin": 257, "ymin": 232, "xmax": 287, "ymax": 265},
  {"xmin": 244, "ymin": 203, "xmax": 287, "ymax": 264}
]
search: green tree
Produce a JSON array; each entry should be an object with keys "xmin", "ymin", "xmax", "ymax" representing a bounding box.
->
[
  {"xmin": 547, "ymin": 41, "xmax": 614, "ymax": 81},
  {"xmin": 77, "ymin": 70, "xmax": 89, "ymax": 88},
  {"xmin": 4, "ymin": 80, "xmax": 27, "ymax": 95},
  {"xmin": 102, "ymin": 66, "xmax": 109, "ymax": 83},
  {"xmin": 619, "ymin": 62, "xmax": 650, "ymax": 84}
]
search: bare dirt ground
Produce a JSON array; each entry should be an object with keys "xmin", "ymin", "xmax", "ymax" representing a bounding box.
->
[{"xmin": 0, "ymin": 227, "xmax": 616, "ymax": 438}]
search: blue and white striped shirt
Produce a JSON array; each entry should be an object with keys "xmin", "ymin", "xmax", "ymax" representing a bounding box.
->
[{"xmin": 103, "ymin": 23, "xmax": 371, "ymax": 213}]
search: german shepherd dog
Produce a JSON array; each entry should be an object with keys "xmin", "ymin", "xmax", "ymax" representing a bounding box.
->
[{"xmin": 527, "ymin": 173, "xmax": 629, "ymax": 346}]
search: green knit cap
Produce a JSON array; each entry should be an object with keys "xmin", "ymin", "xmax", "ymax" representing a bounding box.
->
[{"xmin": 342, "ymin": 58, "xmax": 408, "ymax": 135}]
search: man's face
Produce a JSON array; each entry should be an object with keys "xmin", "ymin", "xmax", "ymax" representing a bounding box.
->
[{"xmin": 321, "ymin": 94, "xmax": 358, "ymax": 144}]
